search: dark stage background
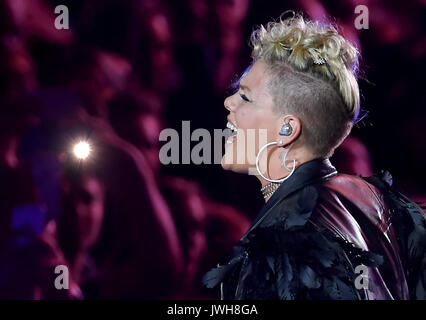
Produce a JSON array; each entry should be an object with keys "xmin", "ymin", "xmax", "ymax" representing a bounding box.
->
[{"xmin": 0, "ymin": 0, "xmax": 424, "ymax": 299}]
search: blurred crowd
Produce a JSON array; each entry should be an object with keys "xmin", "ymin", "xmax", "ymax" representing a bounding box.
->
[{"xmin": 0, "ymin": 0, "xmax": 424, "ymax": 299}]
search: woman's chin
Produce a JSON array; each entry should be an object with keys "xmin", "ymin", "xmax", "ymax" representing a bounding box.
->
[
  {"xmin": 221, "ymin": 141, "xmax": 252, "ymax": 173},
  {"xmin": 221, "ymin": 155, "xmax": 249, "ymax": 173},
  {"xmin": 221, "ymin": 160, "xmax": 235, "ymax": 171}
]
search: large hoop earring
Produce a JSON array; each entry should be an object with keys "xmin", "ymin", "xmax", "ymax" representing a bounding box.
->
[
  {"xmin": 280, "ymin": 144, "xmax": 296, "ymax": 171},
  {"xmin": 255, "ymin": 141, "xmax": 296, "ymax": 183}
]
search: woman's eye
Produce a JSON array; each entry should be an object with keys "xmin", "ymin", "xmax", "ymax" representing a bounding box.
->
[{"xmin": 240, "ymin": 94, "xmax": 250, "ymax": 102}]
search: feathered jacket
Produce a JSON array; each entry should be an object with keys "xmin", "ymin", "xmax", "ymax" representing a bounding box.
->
[{"xmin": 203, "ymin": 158, "xmax": 426, "ymax": 300}]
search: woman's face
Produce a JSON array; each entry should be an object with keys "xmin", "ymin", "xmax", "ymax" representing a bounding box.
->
[
  {"xmin": 73, "ymin": 177, "xmax": 105, "ymax": 250},
  {"xmin": 222, "ymin": 59, "xmax": 281, "ymax": 173}
]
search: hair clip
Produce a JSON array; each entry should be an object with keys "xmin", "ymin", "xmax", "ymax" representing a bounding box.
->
[{"xmin": 313, "ymin": 57, "xmax": 326, "ymax": 65}]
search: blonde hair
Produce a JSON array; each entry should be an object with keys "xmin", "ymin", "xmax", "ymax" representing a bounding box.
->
[{"xmin": 250, "ymin": 12, "xmax": 360, "ymax": 157}]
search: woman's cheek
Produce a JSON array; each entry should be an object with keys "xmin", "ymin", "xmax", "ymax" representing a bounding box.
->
[{"xmin": 236, "ymin": 107, "xmax": 253, "ymax": 127}]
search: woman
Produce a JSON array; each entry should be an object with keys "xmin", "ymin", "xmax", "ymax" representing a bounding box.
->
[{"xmin": 203, "ymin": 13, "xmax": 426, "ymax": 300}]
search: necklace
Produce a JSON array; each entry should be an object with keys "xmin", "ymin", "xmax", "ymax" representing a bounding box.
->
[{"xmin": 260, "ymin": 182, "xmax": 282, "ymax": 199}]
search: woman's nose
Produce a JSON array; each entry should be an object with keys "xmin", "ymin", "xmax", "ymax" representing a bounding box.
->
[{"xmin": 224, "ymin": 94, "xmax": 236, "ymax": 112}]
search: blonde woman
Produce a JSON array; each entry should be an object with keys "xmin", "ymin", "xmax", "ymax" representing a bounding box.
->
[{"xmin": 203, "ymin": 13, "xmax": 426, "ymax": 300}]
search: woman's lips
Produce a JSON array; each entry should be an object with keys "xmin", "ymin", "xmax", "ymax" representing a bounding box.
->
[
  {"xmin": 225, "ymin": 121, "xmax": 238, "ymax": 144},
  {"xmin": 226, "ymin": 121, "xmax": 238, "ymax": 131},
  {"xmin": 226, "ymin": 134, "xmax": 237, "ymax": 144}
]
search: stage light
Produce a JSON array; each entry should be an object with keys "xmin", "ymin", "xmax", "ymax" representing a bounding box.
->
[{"xmin": 73, "ymin": 141, "xmax": 91, "ymax": 160}]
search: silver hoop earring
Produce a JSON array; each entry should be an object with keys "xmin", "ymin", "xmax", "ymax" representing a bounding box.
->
[
  {"xmin": 279, "ymin": 144, "xmax": 296, "ymax": 171},
  {"xmin": 255, "ymin": 141, "xmax": 296, "ymax": 183}
]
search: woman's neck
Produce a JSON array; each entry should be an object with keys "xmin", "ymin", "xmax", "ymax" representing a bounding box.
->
[{"xmin": 256, "ymin": 147, "xmax": 316, "ymax": 192}]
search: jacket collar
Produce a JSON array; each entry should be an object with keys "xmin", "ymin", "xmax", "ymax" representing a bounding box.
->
[{"xmin": 242, "ymin": 157, "xmax": 337, "ymax": 240}]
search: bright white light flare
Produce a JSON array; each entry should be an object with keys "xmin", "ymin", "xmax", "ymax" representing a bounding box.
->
[{"xmin": 73, "ymin": 141, "xmax": 91, "ymax": 160}]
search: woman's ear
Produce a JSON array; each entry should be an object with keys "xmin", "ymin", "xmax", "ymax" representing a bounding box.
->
[{"xmin": 275, "ymin": 115, "xmax": 301, "ymax": 147}]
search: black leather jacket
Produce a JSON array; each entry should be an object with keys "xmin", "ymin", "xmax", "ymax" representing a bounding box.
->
[{"xmin": 203, "ymin": 158, "xmax": 426, "ymax": 300}]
